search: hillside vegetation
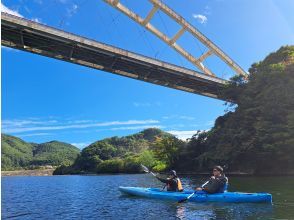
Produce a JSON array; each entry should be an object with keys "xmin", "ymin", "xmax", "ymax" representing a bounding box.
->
[
  {"xmin": 1, "ymin": 134, "xmax": 80, "ymax": 170},
  {"xmin": 53, "ymin": 128, "xmax": 177, "ymax": 174},
  {"xmin": 177, "ymin": 46, "xmax": 294, "ymax": 174}
]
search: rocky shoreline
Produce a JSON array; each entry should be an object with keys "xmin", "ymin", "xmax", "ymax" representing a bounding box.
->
[{"xmin": 2, "ymin": 169, "xmax": 55, "ymax": 176}]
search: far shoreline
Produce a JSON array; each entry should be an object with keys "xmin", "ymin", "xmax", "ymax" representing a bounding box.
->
[
  {"xmin": 1, "ymin": 169, "xmax": 55, "ymax": 176},
  {"xmin": 2, "ymin": 169, "xmax": 294, "ymax": 177}
]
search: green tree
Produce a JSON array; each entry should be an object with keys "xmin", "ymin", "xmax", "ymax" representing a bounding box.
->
[
  {"xmin": 179, "ymin": 46, "xmax": 294, "ymax": 174},
  {"xmin": 152, "ymin": 136, "xmax": 184, "ymax": 168}
]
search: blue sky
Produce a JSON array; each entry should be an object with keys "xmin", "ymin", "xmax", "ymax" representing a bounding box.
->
[{"xmin": 1, "ymin": 0, "xmax": 293, "ymax": 148}]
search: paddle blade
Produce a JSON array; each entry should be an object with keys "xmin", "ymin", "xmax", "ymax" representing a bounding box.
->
[
  {"xmin": 177, "ymin": 198, "xmax": 188, "ymax": 203},
  {"xmin": 140, "ymin": 164, "xmax": 149, "ymax": 173},
  {"xmin": 177, "ymin": 192, "xmax": 195, "ymax": 203}
]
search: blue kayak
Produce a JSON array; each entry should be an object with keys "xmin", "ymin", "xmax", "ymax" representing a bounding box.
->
[{"xmin": 119, "ymin": 187, "xmax": 272, "ymax": 203}]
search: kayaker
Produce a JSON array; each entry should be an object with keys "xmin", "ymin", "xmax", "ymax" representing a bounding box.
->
[
  {"xmin": 156, "ymin": 170, "xmax": 183, "ymax": 192},
  {"xmin": 196, "ymin": 166, "xmax": 228, "ymax": 194}
]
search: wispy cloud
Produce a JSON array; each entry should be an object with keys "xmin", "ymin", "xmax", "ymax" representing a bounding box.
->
[
  {"xmin": 162, "ymin": 115, "xmax": 196, "ymax": 121},
  {"xmin": 2, "ymin": 118, "xmax": 160, "ymax": 134},
  {"xmin": 32, "ymin": 17, "xmax": 44, "ymax": 24},
  {"xmin": 133, "ymin": 101, "xmax": 161, "ymax": 107},
  {"xmin": 1, "ymin": 3, "xmax": 23, "ymax": 17},
  {"xmin": 109, "ymin": 125, "xmax": 162, "ymax": 131},
  {"xmin": 193, "ymin": 14, "xmax": 207, "ymax": 24},
  {"xmin": 167, "ymin": 130, "xmax": 199, "ymax": 140},
  {"xmin": 71, "ymin": 142, "xmax": 90, "ymax": 149},
  {"xmin": 58, "ymin": 2, "xmax": 79, "ymax": 26},
  {"xmin": 67, "ymin": 4, "xmax": 78, "ymax": 17},
  {"xmin": 204, "ymin": 5, "xmax": 211, "ymax": 15},
  {"xmin": 18, "ymin": 133, "xmax": 52, "ymax": 137},
  {"xmin": 2, "ymin": 119, "xmax": 58, "ymax": 128}
]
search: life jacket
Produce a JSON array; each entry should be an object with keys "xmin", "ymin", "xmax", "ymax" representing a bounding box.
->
[
  {"xmin": 216, "ymin": 176, "xmax": 229, "ymax": 193},
  {"xmin": 176, "ymin": 178, "xmax": 183, "ymax": 192},
  {"xmin": 166, "ymin": 177, "xmax": 183, "ymax": 192}
]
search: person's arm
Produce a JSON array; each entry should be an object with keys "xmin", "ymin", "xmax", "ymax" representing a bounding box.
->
[
  {"xmin": 196, "ymin": 178, "xmax": 212, "ymax": 190},
  {"xmin": 156, "ymin": 176, "xmax": 169, "ymax": 184},
  {"xmin": 203, "ymin": 177, "xmax": 225, "ymax": 193}
]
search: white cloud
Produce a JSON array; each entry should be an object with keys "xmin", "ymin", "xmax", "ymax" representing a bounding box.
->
[
  {"xmin": 162, "ymin": 115, "xmax": 195, "ymax": 121},
  {"xmin": 167, "ymin": 130, "xmax": 199, "ymax": 140},
  {"xmin": 109, "ymin": 125, "xmax": 162, "ymax": 131},
  {"xmin": 71, "ymin": 142, "xmax": 90, "ymax": 149},
  {"xmin": 204, "ymin": 5, "xmax": 211, "ymax": 15},
  {"xmin": 2, "ymin": 118, "xmax": 160, "ymax": 134},
  {"xmin": 67, "ymin": 3, "xmax": 78, "ymax": 17},
  {"xmin": 1, "ymin": 3, "xmax": 23, "ymax": 17},
  {"xmin": 32, "ymin": 18, "xmax": 43, "ymax": 23},
  {"xmin": 193, "ymin": 14, "xmax": 207, "ymax": 24},
  {"xmin": 2, "ymin": 119, "xmax": 58, "ymax": 128},
  {"xmin": 18, "ymin": 133, "xmax": 52, "ymax": 137}
]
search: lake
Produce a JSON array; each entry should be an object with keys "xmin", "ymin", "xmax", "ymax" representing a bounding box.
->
[{"xmin": 2, "ymin": 174, "xmax": 294, "ymax": 219}]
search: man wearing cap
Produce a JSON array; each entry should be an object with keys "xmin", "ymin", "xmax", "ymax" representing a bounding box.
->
[
  {"xmin": 196, "ymin": 166, "xmax": 228, "ymax": 194},
  {"xmin": 156, "ymin": 170, "xmax": 183, "ymax": 192}
]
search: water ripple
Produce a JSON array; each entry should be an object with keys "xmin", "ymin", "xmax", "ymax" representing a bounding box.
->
[{"xmin": 2, "ymin": 175, "xmax": 294, "ymax": 220}]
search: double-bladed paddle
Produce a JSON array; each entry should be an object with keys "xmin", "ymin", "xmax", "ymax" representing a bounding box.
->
[
  {"xmin": 177, "ymin": 180, "xmax": 209, "ymax": 203},
  {"xmin": 141, "ymin": 164, "xmax": 156, "ymax": 177}
]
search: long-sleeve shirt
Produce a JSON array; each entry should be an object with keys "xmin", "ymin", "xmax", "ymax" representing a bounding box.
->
[
  {"xmin": 203, "ymin": 175, "xmax": 228, "ymax": 194},
  {"xmin": 156, "ymin": 176, "xmax": 179, "ymax": 192}
]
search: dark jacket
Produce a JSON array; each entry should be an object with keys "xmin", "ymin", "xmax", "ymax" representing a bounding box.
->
[
  {"xmin": 203, "ymin": 175, "xmax": 228, "ymax": 194},
  {"xmin": 156, "ymin": 176, "xmax": 182, "ymax": 192}
]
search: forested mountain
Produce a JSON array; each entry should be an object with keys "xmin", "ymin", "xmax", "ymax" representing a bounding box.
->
[
  {"xmin": 53, "ymin": 128, "xmax": 175, "ymax": 174},
  {"xmin": 177, "ymin": 46, "xmax": 294, "ymax": 174},
  {"xmin": 1, "ymin": 134, "xmax": 34, "ymax": 170},
  {"xmin": 1, "ymin": 134, "xmax": 80, "ymax": 170}
]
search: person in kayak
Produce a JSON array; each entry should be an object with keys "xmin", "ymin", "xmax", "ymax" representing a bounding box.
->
[
  {"xmin": 195, "ymin": 166, "xmax": 228, "ymax": 194},
  {"xmin": 156, "ymin": 170, "xmax": 183, "ymax": 192}
]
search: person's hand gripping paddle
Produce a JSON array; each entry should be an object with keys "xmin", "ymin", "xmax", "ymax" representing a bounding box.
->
[{"xmin": 177, "ymin": 181, "xmax": 209, "ymax": 203}]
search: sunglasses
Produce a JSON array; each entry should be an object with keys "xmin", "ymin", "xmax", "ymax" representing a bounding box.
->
[{"xmin": 213, "ymin": 169, "xmax": 219, "ymax": 172}]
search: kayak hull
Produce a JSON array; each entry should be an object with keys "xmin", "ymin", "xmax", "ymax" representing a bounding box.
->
[{"xmin": 119, "ymin": 187, "xmax": 272, "ymax": 203}]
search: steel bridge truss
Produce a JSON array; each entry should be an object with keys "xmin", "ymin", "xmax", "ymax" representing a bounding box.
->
[{"xmin": 103, "ymin": 0, "xmax": 248, "ymax": 78}]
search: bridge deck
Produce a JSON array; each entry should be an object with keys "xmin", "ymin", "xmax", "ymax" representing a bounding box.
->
[{"xmin": 1, "ymin": 12, "xmax": 227, "ymax": 99}]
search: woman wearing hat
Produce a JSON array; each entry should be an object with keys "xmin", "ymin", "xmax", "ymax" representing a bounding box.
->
[{"xmin": 156, "ymin": 170, "xmax": 183, "ymax": 192}]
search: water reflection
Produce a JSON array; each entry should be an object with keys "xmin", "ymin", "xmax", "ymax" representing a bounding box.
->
[{"xmin": 173, "ymin": 202, "xmax": 273, "ymax": 220}]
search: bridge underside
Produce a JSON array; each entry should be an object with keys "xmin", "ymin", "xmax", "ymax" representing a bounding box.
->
[{"xmin": 1, "ymin": 13, "xmax": 227, "ymax": 100}]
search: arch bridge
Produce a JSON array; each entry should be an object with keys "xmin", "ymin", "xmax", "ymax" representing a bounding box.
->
[{"xmin": 1, "ymin": 0, "xmax": 247, "ymax": 100}]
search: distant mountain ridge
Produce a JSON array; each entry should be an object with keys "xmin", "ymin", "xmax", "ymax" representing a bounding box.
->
[
  {"xmin": 1, "ymin": 134, "xmax": 80, "ymax": 171},
  {"xmin": 1, "ymin": 128, "xmax": 171, "ymax": 171},
  {"xmin": 54, "ymin": 128, "xmax": 174, "ymax": 174}
]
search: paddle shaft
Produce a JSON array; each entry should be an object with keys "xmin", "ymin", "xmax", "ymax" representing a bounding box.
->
[
  {"xmin": 141, "ymin": 164, "xmax": 157, "ymax": 177},
  {"xmin": 187, "ymin": 181, "xmax": 209, "ymax": 199},
  {"xmin": 178, "ymin": 180, "xmax": 210, "ymax": 203},
  {"xmin": 150, "ymin": 171, "xmax": 156, "ymax": 176}
]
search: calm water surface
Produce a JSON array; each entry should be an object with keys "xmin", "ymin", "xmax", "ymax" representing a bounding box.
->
[{"xmin": 2, "ymin": 174, "xmax": 294, "ymax": 219}]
